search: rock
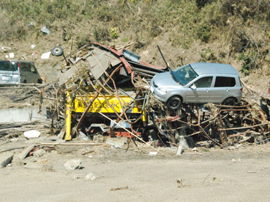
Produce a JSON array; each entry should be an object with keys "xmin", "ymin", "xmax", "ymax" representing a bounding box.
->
[
  {"xmin": 78, "ymin": 131, "xmax": 89, "ymax": 141},
  {"xmin": 93, "ymin": 134, "xmax": 106, "ymax": 143},
  {"xmin": 17, "ymin": 144, "xmax": 35, "ymax": 160},
  {"xmin": 33, "ymin": 149, "xmax": 46, "ymax": 157},
  {"xmin": 106, "ymin": 137, "xmax": 127, "ymax": 149},
  {"xmin": 0, "ymin": 152, "xmax": 14, "ymax": 168},
  {"xmin": 85, "ymin": 172, "xmax": 96, "ymax": 181},
  {"xmin": 64, "ymin": 159, "xmax": 82, "ymax": 171}
]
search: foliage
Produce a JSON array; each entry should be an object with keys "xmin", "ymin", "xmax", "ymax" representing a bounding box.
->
[
  {"xmin": 110, "ymin": 28, "xmax": 119, "ymax": 39},
  {"xmin": 238, "ymin": 51, "xmax": 259, "ymax": 76},
  {"xmin": 196, "ymin": 25, "xmax": 211, "ymax": 43},
  {"xmin": 0, "ymin": 0, "xmax": 270, "ymax": 78},
  {"xmin": 200, "ymin": 47, "xmax": 217, "ymax": 62}
]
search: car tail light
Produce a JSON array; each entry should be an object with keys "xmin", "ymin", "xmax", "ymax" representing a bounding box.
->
[
  {"xmin": 240, "ymin": 88, "xmax": 243, "ymax": 91},
  {"xmin": 18, "ymin": 62, "xmax": 21, "ymax": 73}
]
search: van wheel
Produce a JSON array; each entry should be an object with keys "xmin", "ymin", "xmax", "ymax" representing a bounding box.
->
[
  {"xmin": 222, "ymin": 98, "xmax": 236, "ymax": 106},
  {"xmin": 51, "ymin": 46, "xmax": 63, "ymax": 56},
  {"xmin": 166, "ymin": 96, "xmax": 182, "ymax": 110}
]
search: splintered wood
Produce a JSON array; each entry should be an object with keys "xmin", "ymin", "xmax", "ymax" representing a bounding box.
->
[{"xmin": 148, "ymin": 98, "xmax": 270, "ymax": 147}]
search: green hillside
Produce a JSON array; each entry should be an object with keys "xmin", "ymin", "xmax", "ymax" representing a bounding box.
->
[{"xmin": 1, "ymin": 0, "xmax": 270, "ymax": 90}]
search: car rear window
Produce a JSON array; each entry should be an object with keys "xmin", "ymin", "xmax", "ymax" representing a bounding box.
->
[
  {"xmin": 0, "ymin": 61, "xmax": 18, "ymax": 71},
  {"xmin": 214, "ymin": 76, "xmax": 236, "ymax": 87}
]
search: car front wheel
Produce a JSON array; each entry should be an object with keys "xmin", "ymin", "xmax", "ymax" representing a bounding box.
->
[{"xmin": 166, "ymin": 96, "xmax": 182, "ymax": 110}]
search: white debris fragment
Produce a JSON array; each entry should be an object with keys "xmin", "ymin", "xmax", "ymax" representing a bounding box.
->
[
  {"xmin": 85, "ymin": 172, "xmax": 96, "ymax": 181},
  {"xmin": 41, "ymin": 52, "xmax": 51, "ymax": 59},
  {"xmin": 24, "ymin": 130, "xmax": 41, "ymax": 138},
  {"xmin": 9, "ymin": 53, "xmax": 14, "ymax": 58},
  {"xmin": 149, "ymin": 152, "xmax": 157, "ymax": 156}
]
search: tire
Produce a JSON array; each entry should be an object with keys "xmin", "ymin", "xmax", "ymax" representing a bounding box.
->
[
  {"xmin": 166, "ymin": 96, "xmax": 182, "ymax": 110},
  {"xmin": 222, "ymin": 97, "xmax": 236, "ymax": 106},
  {"xmin": 51, "ymin": 46, "xmax": 64, "ymax": 56},
  {"xmin": 37, "ymin": 78, "xmax": 43, "ymax": 84},
  {"xmin": 142, "ymin": 125, "xmax": 158, "ymax": 142}
]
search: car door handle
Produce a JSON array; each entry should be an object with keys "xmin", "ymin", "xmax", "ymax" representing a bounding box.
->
[
  {"xmin": 205, "ymin": 90, "xmax": 209, "ymax": 92},
  {"xmin": 226, "ymin": 89, "xmax": 229, "ymax": 92}
]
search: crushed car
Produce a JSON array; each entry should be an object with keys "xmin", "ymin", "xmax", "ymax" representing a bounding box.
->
[{"xmin": 150, "ymin": 63, "xmax": 242, "ymax": 109}]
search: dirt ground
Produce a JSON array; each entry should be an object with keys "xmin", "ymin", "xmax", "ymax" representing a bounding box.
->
[{"xmin": 1, "ymin": 136, "xmax": 270, "ymax": 202}]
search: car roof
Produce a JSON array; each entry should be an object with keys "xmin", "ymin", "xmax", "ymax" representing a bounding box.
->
[
  {"xmin": 0, "ymin": 60, "xmax": 33, "ymax": 63},
  {"xmin": 190, "ymin": 63, "xmax": 238, "ymax": 75}
]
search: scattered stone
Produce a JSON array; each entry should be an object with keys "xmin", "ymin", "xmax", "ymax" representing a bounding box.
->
[
  {"xmin": 33, "ymin": 149, "xmax": 46, "ymax": 157},
  {"xmin": 17, "ymin": 144, "xmax": 36, "ymax": 160},
  {"xmin": 64, "ymin": 159, "xmax": 82, "ymax": 171},
  {"xmin": 106, "ymin": 137, "xmax": 127, "ymax": 149},
  {"xmin": 85, "ymin": 172, "xmax": 96, "ymax": 181},
  {"xmin": 93, "ymin": 134, "xmax": 106, "ymax": 143},
  {"xmin": 0, "ymin": 152, "xmax": 14, "ymax": 168},
  {"xmin": 78, "ymin": 131, "xmax": 89, "ymax": 141}
]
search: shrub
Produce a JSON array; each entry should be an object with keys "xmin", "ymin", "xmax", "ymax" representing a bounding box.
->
[
  {"xmin": 238, "ymin": 52, "xmax": 259, "ymax": 75},
  {"xmin": 197, "ymin": 25, "xmax": 211, "ymax": 43}
]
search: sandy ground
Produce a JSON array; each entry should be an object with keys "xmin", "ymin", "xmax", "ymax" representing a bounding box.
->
[{"xmin": 1, "ymin": 137, "xmax": 270, "ymax": 202}]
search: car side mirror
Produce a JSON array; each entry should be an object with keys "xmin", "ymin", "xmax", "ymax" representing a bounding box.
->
[{"xmin": 190, "ymin": 85, "xmax": 196, "ymax": 90}]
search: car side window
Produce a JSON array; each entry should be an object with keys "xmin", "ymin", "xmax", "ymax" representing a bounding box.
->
[
  {"xmin": 21, "ymin": 63, "xmax": 31, "ymax": 72},
  {"xmin": 193, "ymin": 76, "xmax": 213, "ymax": 88},
  {"xmin": 30, "ymin": 64, "xmax": 37, "ymax": 73},
  {"xmin": 214, "ymin": 76, "xmax": 236, "ymax": 87}
]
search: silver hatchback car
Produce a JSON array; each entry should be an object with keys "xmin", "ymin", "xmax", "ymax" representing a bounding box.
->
[{"xmin": 150, "ymin": 63, "xmax": 242, "ymax": 109}]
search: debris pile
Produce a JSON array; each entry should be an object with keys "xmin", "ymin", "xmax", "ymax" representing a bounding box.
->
[
  {"xmin": 2, "ymin": 41, "xmax": 270, "ymax": 153},
  {"xmin": 34, "ymin": 41, "xmax": 270, "ymax": 150}
]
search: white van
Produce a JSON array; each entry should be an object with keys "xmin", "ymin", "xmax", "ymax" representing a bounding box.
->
[{"xmin": 0, "ymin": 60, "xmax": 42, "ymax": 84}]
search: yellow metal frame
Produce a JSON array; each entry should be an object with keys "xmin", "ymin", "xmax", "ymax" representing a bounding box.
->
[{"xmin": 65, "ymin": 92, "xmax": 147, "ymax": 140}]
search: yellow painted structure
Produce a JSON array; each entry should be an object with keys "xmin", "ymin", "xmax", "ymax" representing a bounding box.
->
[{"xmin": 65, "ymin": 93, "xmax": 147, "ymax": 140}]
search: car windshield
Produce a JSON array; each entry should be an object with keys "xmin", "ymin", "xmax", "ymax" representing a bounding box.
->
[
  {"xmin": 170, "ymin": 64, "xmax": 198, "ymax": 85},
  {"xmin": 0, "ymin": 61, "xmax": 18, "ymax": 71}
]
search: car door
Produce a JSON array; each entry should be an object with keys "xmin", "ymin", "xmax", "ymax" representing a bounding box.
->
[
  {"xmin": 20, "ymin": 62, "xmax": 38, "ymax": 83},
  {"xmin": 210, "ymin": 76, "xmax": 236, "ymax": 103},
  {"xmin": 185, "ymin": 76, "xmax": 213, "ymax": 103}
]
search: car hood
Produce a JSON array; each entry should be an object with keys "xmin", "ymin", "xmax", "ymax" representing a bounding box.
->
[{"xmin": 152, "ymin": 72, "xmax": 183, "ymax": 88}]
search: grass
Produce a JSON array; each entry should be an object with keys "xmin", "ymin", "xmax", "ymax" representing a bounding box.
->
[{"xmin": 1, "ymin": 0, "xmax": 270, "ymax": 74}]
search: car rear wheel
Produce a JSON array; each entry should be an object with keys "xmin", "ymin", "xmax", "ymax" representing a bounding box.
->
[
  {"xmin": 166, "ymin": 96, "xmax": 182, "ymax": 110},
  {"xmin": 222, "ymin": 97, "xmax": 236, "ymax": 106}
]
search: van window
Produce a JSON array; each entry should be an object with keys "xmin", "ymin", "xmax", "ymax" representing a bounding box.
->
[
  {"xmin": 20, "ymin": 63, "xmax": 31, "ymax": 72},
  {"xmin": 0, "ymin": 61, "xmax": 17, "ymax": 71},
  {"xmin": 214, "ymin": 76, "xmax": 236, "ymax": 87}
]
